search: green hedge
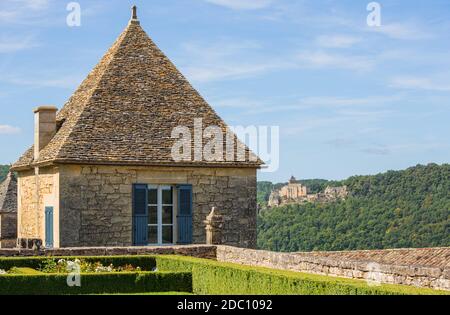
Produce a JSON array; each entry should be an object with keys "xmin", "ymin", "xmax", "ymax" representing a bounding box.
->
[
  {"xmin": 0, "ymin": 255, "xmax": 157, "ymax": 271},
  {"xmin": 0, "ymin": 271, "xmax": 192, "ymax": 295},
  {"xmin": 8, "ymin": 267, "xmax": 43, "ymax": 275},
  {"xmin": 155, "ymin": 255, "xmax": 447, "ymax": 295}
]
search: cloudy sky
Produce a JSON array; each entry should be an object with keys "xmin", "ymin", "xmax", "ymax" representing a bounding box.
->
[{"xmin": 0, "ymin": 0, "xmax": 449, "ymax": 182}]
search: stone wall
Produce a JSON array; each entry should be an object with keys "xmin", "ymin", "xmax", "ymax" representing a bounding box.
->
[
  {"xmin": 0, "ymin": 244, "xmax": 216, "ymax": 259},
  {"xmin": 0, "ymin": 212, "xmax": 17, "ymax": 240},
  {"xmin": 58, "ymin": 165, "xmax": 257, "ymax": 248},
  {"xmin": 17, "ymin": 168, "xmax": 59, "ymax": 246},
  {"xmin": 216, "ymin": 246, "xmax": 450, "ymax": 291}
]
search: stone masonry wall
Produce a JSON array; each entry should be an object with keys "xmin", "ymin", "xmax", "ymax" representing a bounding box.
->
[
  {"xmin": 17, "ymin": 168, "xmax": 58, "ymax": 244},
  {"xmin": 0, "ymin": 212, "xmax": 17, "ymax": 240},
  {"xmin": 216, "ymin": 246, "xmax": 450, "ymax": 291},
  {"xmin": 59, "ymin": 165, "xmax": 257, "ymax": 248}
]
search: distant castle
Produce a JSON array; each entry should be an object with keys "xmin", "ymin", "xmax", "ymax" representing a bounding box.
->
[{"xmin": 268, "ymin": 176, "xmax": 348, "ymax": 207}]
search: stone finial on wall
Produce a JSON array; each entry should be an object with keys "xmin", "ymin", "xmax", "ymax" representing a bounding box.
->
[{"xmin": 204, "ymin": 207, "xmax": 224, "ymax": 245}]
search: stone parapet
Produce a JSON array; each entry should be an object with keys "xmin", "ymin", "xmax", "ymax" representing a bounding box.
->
[{"xmin": 216, "ymin": 246, "xmax": 450, "ymax": 291}]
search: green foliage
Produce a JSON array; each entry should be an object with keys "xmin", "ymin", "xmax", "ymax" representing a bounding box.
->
[
  {"xmin": 38, "ymin": 258, "xmax": 141, "ymax": 273},
  {"xmin": 257, "ymin": 181, "xmax": 274, "ymax": 207},
  {"xmin": 1, "ymin": 255, "xmax": 446, "ymax": 295},
  {"xmin": 0, "ymin": 165, "xmax": 10, "ymax": 182},
  {"xmin": 0, "ymin": 255, "xmax": 157, "ymax": 272},
  {"xmin": 0, "ymin": 255, "xmax": 192, "ymax": 295},
  {"xmin": 0, "ymin": 271, "xmax": 192, "ymax": 295},
  {"xmin": 258, "ymin": 164, "xmax": 450, "ymax": 251},
  {"xmin": 155, "ymin": 255, "xmax": 445, "ymax": 295},
  {"xmin": 8, "ymin": 267, "xmax": 43, "ymax": 275}
]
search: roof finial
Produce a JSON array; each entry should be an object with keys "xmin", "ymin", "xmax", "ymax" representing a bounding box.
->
[{"xmin": 132, "ymin": 5, "xmax": 138, "ymax": 20}]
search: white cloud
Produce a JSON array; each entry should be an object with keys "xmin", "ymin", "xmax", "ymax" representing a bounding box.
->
[
  {"xmin": 180, "ymin": 39, "xmax": 291, "ymax": 82},
  {"xmin": 0, "ymin": 125, "xmax": 21, "ymax": 134},
  {"xmin": 368, "ymin": 23, "xmax": 431, "ymax": 40},
  {"xmin": 0, "ymin": 36, "xmax": 37, "ymax": 53},
  {"xmin": 2, "ymin": 74, "xmax": 83, "ymax": 89},
  {"xmin": 184, "ymin": 62, "xmax": 285, "ymax": 82},
  {"xmin": 203, "ymin": 0, "xmax": 273, "ymax": 10},
  {"xmin": 296, "ymin": 51, "xmax": 374, "ymax": 72},
  {"xmin": 212, "ymin": 97, "xmax": 267, "ymax": 109},
  {"xmin": 226, "ymin": 95, "xmax": 401, "ymax": 116},
  {"xmin": 315, "ymin": 35, "xmax": 361, "ymax": 48},
  {"xmin": 390, "ymin": 76, "xmax": 450, "ymax": 92},
  {"xmin": 0, "ymin": 0, "xmax": 51, "ymax": 24},
  {"xmin": 180, "ymin": 39, "xmax": 376, "ymax": 83},
  {"xmin": 20, "ymin": 0, "xmax": 50, "ymax": 10}
]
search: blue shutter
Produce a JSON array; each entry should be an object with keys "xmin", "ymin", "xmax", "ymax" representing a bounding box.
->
[
  {"xmin": 132, "ymin": 184, "xmax": 148, "ymax": 246},
  {"xmin": 45, "ymin": 207, "xmax": 54, "ymax": 248},
  {"xmin": 177, "ymin": 185, "xmax": 193, "ymax": 244}
]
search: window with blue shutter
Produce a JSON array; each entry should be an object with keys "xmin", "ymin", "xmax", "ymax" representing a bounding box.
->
[
  {"xmin": 45, "ymin": 206, "xmax": 54, "ymax": 248},
  {"xmin": 132, "ymin": 184, "xmax": 148, "ymax": 246},
  {"xmin": 177, "ymin": 185, "xmax": 193, "ymax": 244}
]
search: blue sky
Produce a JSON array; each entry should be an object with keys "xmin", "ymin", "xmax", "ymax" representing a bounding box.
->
[{"xmin": 0, "ymin": 0, "xmax": 449, "ymax": 182}]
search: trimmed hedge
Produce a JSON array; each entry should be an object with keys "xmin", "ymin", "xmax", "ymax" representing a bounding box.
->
[
  {"xmin": 8, "ymin": 267, "xmax": 43, "ymax": 275},
  {"xmin": 1, "ymin": 255, "xmax": 447, "ymax": 295},
  {"xmin": 0, "ymin": 255, "xmax": 157, "ymax": 272},
  {"xmin": 0, "ymin": 271, "xmax": 192, "ymax": 295},
  {"xmin": 155, "ymin": 255, "xmax": 448, "ymax": 295}
]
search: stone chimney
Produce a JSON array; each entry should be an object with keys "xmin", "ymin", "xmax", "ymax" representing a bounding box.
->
[{"xmin": 34, "ymin": 106, "xmax": 58, "ymax": 160}]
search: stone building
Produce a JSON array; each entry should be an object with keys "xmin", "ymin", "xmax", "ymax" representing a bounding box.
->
[
  {"xmin": 268, "ymin": 176, "xmax": 308, "ymax": 207},
  {"xmin": 324, "ymin": 186, "xmax": 348, "ymax": 199},
  {"xmin": 0, "ymin": 172, "xmax": 17, "ymax": 248},
  {"xmin": 279, "ymin": 176, "xmax": 308, "ymax": 199},
  {"xmin": 268, "ymin": 176, "xmax": 348, "ymax": 207},
  {"xmin": 10, "ymin": 7, "xmax": 262, "ymax": 249}
]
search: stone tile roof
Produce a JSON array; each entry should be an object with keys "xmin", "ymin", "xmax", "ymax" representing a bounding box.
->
[
  {"xmin": 296, "ymin": 247, "xmax": 450, "ymax": 269},
  {"xmin": 12, "ymin": 14, "xmax": 262, "ymax": 170},
  {"xmin": 0, "ymin": 172, "xmax": 17, "ymax": 213}
]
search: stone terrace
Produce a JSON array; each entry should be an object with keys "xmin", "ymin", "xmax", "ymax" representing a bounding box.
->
[{"xmin": 1, "ymin": 245, "xmax": 448, "ymax": 291}]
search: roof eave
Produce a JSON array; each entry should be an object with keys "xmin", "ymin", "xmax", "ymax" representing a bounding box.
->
[{"xmin": 12, "ymin": 158, "xmax": 264, "ymax": 171}]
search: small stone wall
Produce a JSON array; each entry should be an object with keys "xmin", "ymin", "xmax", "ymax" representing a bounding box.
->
[
  {"xmin": 216, "ymin": 246, "xmax": 450, "ymax": 291},
  {"xmin": 0, "ymin": 239, "xmax": 17, "ymax": 249},
  {"xmin": 0, "ymin": 245, "xmax": 216, "ymax": 259}
]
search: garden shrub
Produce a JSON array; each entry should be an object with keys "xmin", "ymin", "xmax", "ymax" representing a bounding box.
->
[
  {"xmin": 155, "ymin": 255, "xmax": 447, "ymax": 295},
  {"xmin": 0, "ymin": 255, "xmax": 157, "ymax": 272},
  {"xmin": 0, "ymin": 271, "xmax": 192, "ymax": 295},
  {"xmin": 8, "ymin": 267, "xmax": 43, "ymax": 275}
]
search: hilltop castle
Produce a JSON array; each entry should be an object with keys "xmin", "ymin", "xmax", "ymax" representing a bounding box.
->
[{"xmin": 268, "ymin": 176, "xmax": 348, "ymax": 207}]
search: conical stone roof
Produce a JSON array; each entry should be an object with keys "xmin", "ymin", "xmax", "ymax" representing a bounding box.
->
[
  {"xmin": 0, "ymin": 172, "xmax": 17, "ymax": 213},
  {"xmin": 13, "ymin": 9, "xmax": 261, "ymax": 170}
]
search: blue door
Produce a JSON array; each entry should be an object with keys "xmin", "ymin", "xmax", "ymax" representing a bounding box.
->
[
  {"xmin": 45, "ymin": 207, "xmax": 54, "ymax": 248},
  {"xmin": 177, "ymin": 185, "xmax": 193, "ymax": 244},
  {"xmin": 133, "ymin": 184, "xmax": 148, "ymax": 246}
]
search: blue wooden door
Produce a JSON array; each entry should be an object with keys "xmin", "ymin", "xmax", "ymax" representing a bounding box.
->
[
  {"xmin": 45, "ymin": 206, "xmax": 54, "ymax": 248},
  {"xmin": 177, "ymin": 185, "xmax": 193, "ymax": 244},
  {"xmin": 133, "ymin": 184, "xmax": 148, "ymax": 246}
]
